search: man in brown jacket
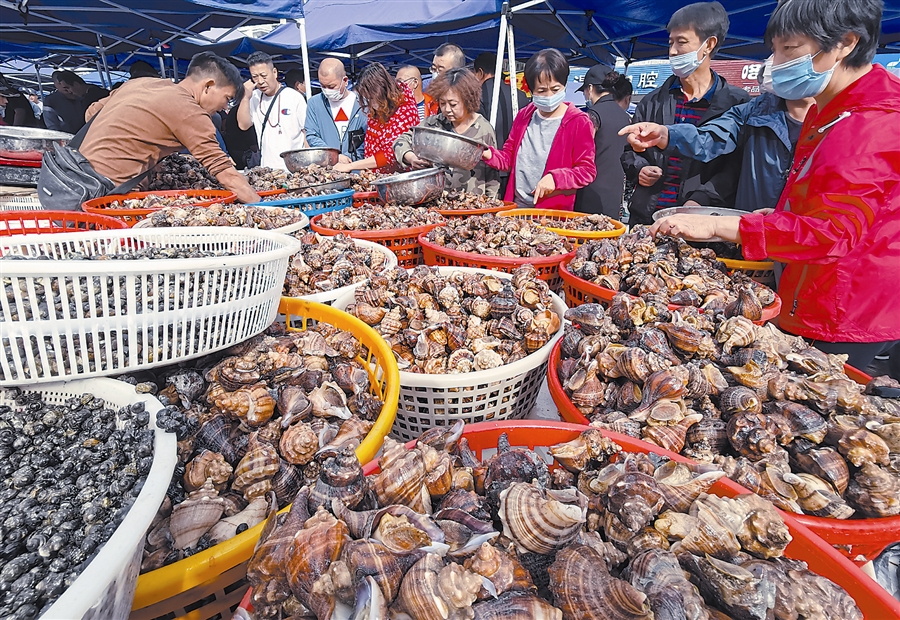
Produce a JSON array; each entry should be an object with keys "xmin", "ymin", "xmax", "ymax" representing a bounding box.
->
[{"xmin": 81, "ymin": 52, "xmax": 259, "ymax": 203}]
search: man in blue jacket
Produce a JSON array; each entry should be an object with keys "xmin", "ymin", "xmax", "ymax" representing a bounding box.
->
[{"xmin": 304, "ymin": 58, "xmax": 367, "ymax": 163}]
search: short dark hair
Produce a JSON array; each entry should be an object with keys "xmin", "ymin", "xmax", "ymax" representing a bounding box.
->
[
  {"xmin": 187, "ymin": 52, "xmax": 244, "ymax": 98},
  {"xmin": 284, "ymin": 68, "xmax": 305, "ymax": 89},
  {"xmin": 599, "ymin": 71, "xmax": 633, "ymax": 102},
  {"xmin": 54, "ymin": 70, "xmax": 85, "ymax": 86},
  {"xmin": 129, "ymin": 60, "xmax": 159, "ymax": 78},
  {"xmin": 246, "ymin": 51, "xmax": 275, "ymax": 70},
  {"xmin": 434, "ymin": 43, "xmax": 466, "ymax": 69},
  {"xmin": 667, "ymin": 2, "xmax": 729, "ymax": 58},
  {"xmin": 524, "ymin": 49, "xmax": 569, "ymax": 91},
  {"xmin": 473, "ymin": 52, "xmax": 497, "ymax": 75},
  {"xmin": 427, "ymin": 68, "xmax": 482, "ymax": 115},
  {"xmin": 765, "ymin": 0, "xmax": 882, "ymax": 69}
]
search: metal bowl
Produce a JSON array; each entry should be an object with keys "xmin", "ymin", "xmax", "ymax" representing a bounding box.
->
[
  {"xmin": 412, "ymin": 126, "xmax": 486, "ymax": 170},
  {"xmin": 0, "ymin": 127, "xmax": 73, "ymax": 161},
  {"xmin": 280, "ymin": 148, "xmax": 340, "ymax": 172},
  {"xmin": 652, "ymin": 206, "xmax": 748, "ymax": 242},
  {"xmin": 372, "ymin": 168, "xmax": 446, "ymax": 205}
]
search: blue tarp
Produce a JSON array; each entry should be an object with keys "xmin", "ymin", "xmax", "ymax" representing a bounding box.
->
[{"xmin": 187, "ymin": 0, "xmax": 304, "ymax": 20}]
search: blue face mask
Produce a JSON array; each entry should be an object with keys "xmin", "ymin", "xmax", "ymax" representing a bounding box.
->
[
  {"xmin": 770, "ymin": 51, "xmax": 835, "ymax": 99},
  {"xmin": 532, "ymin": 90, "xmax": 566, "ymax": 113},
  {"xmin": 670, "ymin": 39, "xmax": 709, "ymax": 78}
]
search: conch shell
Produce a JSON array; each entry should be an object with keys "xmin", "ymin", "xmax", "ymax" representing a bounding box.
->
[
  {"xmin": 280, "ymin": 421, "xmax": 319, "ymax": 466},
  {"xmin": 370, "ymin": 438, "xmax": 430, "ymax": 513},
  {"xmin": 287, "ymin": 507, "xmax": 350, "ymax": 620},
  {"xmin": 184, "ymin": 449, "xmax": 233, "ymax": 493},
  {"xmin": 208, "ymin": 496, "xmax": 269, "ymax": 543},
  {"xmin": 395, "ymin": 553, "xmax": 482, "ymax": 620},
  {"xmin": 499, "ymin": 482, "xmax": 587, "ymax": 555},
  {"xmin": 169, "ymin": 478, "xmax": 226, "ymax": 549},
  {"xmin": 214, "ymin": 382, "xmax": 276, "ymax": 427},
  {"xmin": 232, "ymin": 433, "xmax": 280, "ymax": 501}
]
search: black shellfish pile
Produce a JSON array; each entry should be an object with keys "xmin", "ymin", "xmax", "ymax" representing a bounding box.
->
[
  {"xmin": 349, "ymin": 170, "xmax": 384, "ymax": 193},
  {"xmin": 146, "ymin": 204, "xmax": 303, "ymax": 230},
  {"xmin": 243, "ymin": 423, "xmax": 863, "ymax": 620},
  {"xmin": 246, "ymin": 167, "xmax": 290, "ymax": 192},
  {"xmin": 0, "ymin": 389, "xmax": 157, "ymax": 618},
  {"xmin": 148, "ymin": 154, "xmax": 222, "ymax": 191}
]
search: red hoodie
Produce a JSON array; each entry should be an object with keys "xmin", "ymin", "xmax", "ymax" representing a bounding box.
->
[
  {"xmin": 484, "ymin": 102, "xmax": 596, "ymax": 211},
  {"xmin": 739, "ymin": 65, "xmax": 900, "ymax": 343}
]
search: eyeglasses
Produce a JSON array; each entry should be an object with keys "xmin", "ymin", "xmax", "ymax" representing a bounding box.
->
[{"xmin": 399, "ymin": 77, "xmax": 418, "ymax": 86}]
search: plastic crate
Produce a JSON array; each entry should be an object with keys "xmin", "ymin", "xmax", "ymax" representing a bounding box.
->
[
  {"xmin": 0, "ymin": 228, "xmax": 301, "ymax": 385},
  {"xmin": 718, "ymin": 256, "xmax": 777, "ymax": 289},
  {"xmin": 0, "ymin": 210, "xmax": 127, "ymax": 236},
  {"xmin": 247, "ymin": 189, "xmax": 354, "ymax": 217},
  {"xmin": 82, "ymin": 190, "xmax": 237, "ymax": 227},
  {"xmin": 333, "ymin": 266, "xmax": 568, "ymax": 441},
  {"xmin": 419, "ymin": 233, "xmax": 575, "ymax": 292},
  {"xmin": 311, "ymin": 216, "xmax": 441, "ymax": 269},
  {"xmin": 289, "ymin": 237, "xmax": 398, "ymax": 305},
  {"xmin": 0, "ymin": 193, "xmax": 43, "ymax": 211},
  {"xmin": 130, "ymin": 298, "xmax": 399, "ymax": 620},
  {"xmin": 361, "ymin": 420, "xmax": 900, "ymax": 620},
  {"xmin": 352, "ymin": 191, "xmax": 379, "ymax": 208},
  {"xmin": 435, "ymin": 200, "xmax": 516, "ymax": 219},
  {"xmin": 497, "ymin": 207, "xmax": 627, "ymax": 246},
  {"xmin": 559, "ymin": 258, "xmax": 783, "ymax": 324},
  {"xmin": 1, "ymin": 378, "xmax": 176, "ymax": 620},
  {"xmin": 548, "ymin": 341, "xmax": 900, "ymax": 566}
]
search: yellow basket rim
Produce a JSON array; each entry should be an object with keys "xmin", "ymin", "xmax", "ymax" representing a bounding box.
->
[
  {"xmin": 132, "ymin": 298, "xmax": 399, "ymax": 612},
  {"xmin": 717, "ymin": 257, "xmax": 775, "ymax": 270},
  {"xmin": 497, "ymin": 208, "xmax": 626, "ymax": 239}
]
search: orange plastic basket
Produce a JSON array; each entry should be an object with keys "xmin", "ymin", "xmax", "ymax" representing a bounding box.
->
[
  {"xmin": 352, "ymin": 191, "xmax": 380, "ymax": 208},
  {"xmin": 718, "ymin": 256, "xmax": 777, "ymax": 289},
  {"xmin": 435, "ymin": 200, "xmax": 516, "ymax": 219},
  {"xmin": 0, "ymin": 210, "xmax": 127, "ymax": 236},
  {"xmin": 310, "ymin": 215, "xmax": 441, "ymax": 269},
  {"xmin": 361, "ymin": 420, "xmax": 900, "ymax": 620},
  {"xmin": 559, "ymin": 258, "xmax": 783, "ymax": 324},
  {"xmin": 497, "ymin": 207, "xmax": 626, "ymax": 246},
  {"xmin": 256, "ymin": 188, "xmax": 287, "ymax": 199},
  {"xmin": 82, "ymin": 190, "xmax": 236, "ymax": 227},
  {"xmin": 549, "ymin": 340, "xmax": 900, "ymax": 566},
  {"xmin": 419, "ymin": 232, "xmax": 575, "ymax": 291}
]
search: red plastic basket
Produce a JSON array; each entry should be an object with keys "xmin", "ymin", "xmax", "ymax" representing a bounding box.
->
[
  {"xmin": 81, "ymin": 190, "xmax": 236, "ymax": 227},
  {"xmin": 559, "ymin": 259, "xmax": 782, "ymax": 324},
  {"xmin": 549, "ymin": 340, "xmax": 900, "ymax": 566},
  {"xmin": 352, "ymin": 191, "xmax": 380, "ymax": 208},
  {"xmin": 435, "ymin": 200, "xmax": 517, "ymax": 219},
  {"xmin": 0, "ymin": 210, "xmax": 128, "ymax": 236},
  {"xmin": 361, "ymin": 420, "xmax": 900, "ymax": 620},
  {"xmin": 419, "ymin": 233, "xmax": 575, "ymax": 291},
  {"xmin": 310, "ymin": 216, "xmax": 441, "ymax": 269},
  {"xmin": 257, "ymin": 189, "xmax": 287, "ymax": 199}
]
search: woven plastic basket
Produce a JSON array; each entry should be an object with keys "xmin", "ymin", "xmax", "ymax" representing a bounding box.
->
[
  {"xmin": 130, "ymin": 298, "xmax": 399, "ymax": 620},
  {"xmin": 0, "ymin": 209, "xmax": 128, "ymax": 236},
  {"xmin": 247, "ymin": 189, "xmax": 354, "ymax": 217},
  {"xmin": 82, "ymin": 191, "xmax": 237, "ymax": 227},
  {"xmin": 718, "ymin": 256, "xmax": 777, "ymax": 289},
  {"xmin": 548, "ymin": 342, "xmax": 900, "ymax": 566},
  {"xmin": 497, "ymin": 207, "xmax": 626, "ymax": 246},
  {"xmin": 352, "ymin": 191, "xmax": 379, "ymax": 207},
  {"xmin": 435, "ymin": 200, "xmax": 516, "ymax": 219},
  {"xmin": 0, "ymin": 193, "xmax": 43, "ymax": 211},
  {"xmin": 289, "ymin": 237, "xmax": 398, "ymax": 305},
  {"xmin": 333, "ymin": 266, "xmax": 568, "ymax": 441},
  {"xmin": 1, "ymin": 378, "xmax": 177, "ymax": 620},
  {"xmin": 559, "ymin": 258, "xmax": 783, "ymax": 323},
  {"xmin": 0, "ymin": 228, "xmax": 301, "ymax": 385},
  {"xmin": 363, "ymin": 420, "xmax": 899, "ymax": 620},
  {"xmin": 311, "ymin": 215, "xmax": 442, "ymax": 269},
  {"xmin": 419, "ymin": 233, "xmax": 575, "ymax": 292}
]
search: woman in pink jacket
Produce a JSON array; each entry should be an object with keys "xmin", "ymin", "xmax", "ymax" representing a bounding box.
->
[{"xmin": 482, "ymin": 49, "xmax": 596, "ymax": 211}]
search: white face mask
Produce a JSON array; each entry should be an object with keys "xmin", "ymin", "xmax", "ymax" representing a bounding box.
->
[
  {"xmin": 761, "ymin": 56, "xmax": 775, "ymax": 95},
  {"xmin": 322, "ymin": 81, "xmax": 346, "ymax": 102}
]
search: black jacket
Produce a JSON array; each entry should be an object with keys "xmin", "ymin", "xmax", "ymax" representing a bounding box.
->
[
  {"xmin": 575, "ymin": 96, "xmax": 631, "ymax": 218},
  {"xmin": 480, "ymin": 78, "xmax": 531, "ymax": 149},
  {"xmin": 621, "ymin": 73, "xmax": 750, "ymax": 225}
]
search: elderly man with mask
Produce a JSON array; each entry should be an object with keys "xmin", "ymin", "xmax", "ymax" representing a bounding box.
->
[
  {"xmin": 621, "ymin": 1, "xmax": 749, "ymax": 225},
  {"xmin": 304, "ymin": 59, "xmax": 367, "ymax": 163}
]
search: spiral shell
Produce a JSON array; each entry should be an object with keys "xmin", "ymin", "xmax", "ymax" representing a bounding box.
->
[
  {"xmin": 184, "ymin": 449, "xmax": 233, "ymax": 493},
  {"xmin": 499, "ymin": 483, "xmax": 587, "ymax": 555},
  {"xmin": 845, "ymin": 463, "xmax": 900, "ymax": 518},
  {"xmin": 308, "ymin": 443, "xmax": 368, "ymax": 512},
  {"xmin": 169, "ymin": 478, "xmax": 226, "ymax": 549},
  {"xmin": 718, "ymin": 386, "xmax": 762, "ymax": 418},
  {"xmin": 716, "ymin": 316, "xmax": 756, "ymax": 354},
  {"xmin": 371, "ymin": 438, "xmax": 430, "ymax": 513},
  {"xmin": 232, "ymin": 434, "xmax": 280, "ymax": 501},
  {"xmin": 396, "ymin": 553, "xmax": 482, "ymax": 620},
  {"xmin": 287, "ymin": 507, "xmax": 350, "ymax": 620},
  {"xmin": 838, "ymin": 428, "xmax": 891, "ymax": 468},
  {"xmin": 654, "ymin": 462, "xmax": 726, "ymax": 513},
  {"xmin": 641, "ymin": 413, "xmax": 702, "ymax": 454},
  {"xmin": 626, "ymin": 549, "xmax": 707, "ymax": 620},
  {"xmin": 215, "ymin": 383, "xmax": 276, "ymax": 427}
]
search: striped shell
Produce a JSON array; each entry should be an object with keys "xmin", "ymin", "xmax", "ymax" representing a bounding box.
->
[{"xmin": 499, "ymin": 482, "xmax": 587, "ymax": 555}]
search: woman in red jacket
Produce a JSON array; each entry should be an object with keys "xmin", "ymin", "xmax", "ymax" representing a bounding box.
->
[
  {"xmin": 482, "ymin": 49, "xmax": 596, "ymax": 211},
  {"xmin": 648, "ymin": 0, "xmax": 900, "ymax": 371},
  {"xmin": 333, "ymin": 62, "xmax": 419, "ymax": 175}
]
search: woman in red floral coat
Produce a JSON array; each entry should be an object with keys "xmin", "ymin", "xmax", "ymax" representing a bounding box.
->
[{"xmin": 333, "ymin": 62, "xmax": 420, "ymax": 174}]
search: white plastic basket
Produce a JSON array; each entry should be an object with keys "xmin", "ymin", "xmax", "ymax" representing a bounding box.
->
[
  {"xmin": 0, "ymin": 193, "xmax": 43, "ymax": 211},
  {"xmin": 334, "ymin": 266, "xmax": 568, "ymax": 441},
  {"xmin": 0, "ymin": 227, "xmax": 302, "ymax": 385},
  {"xmin": 293, "ymin": 236, "xmax": 398, "ymax": 305},
  {"xmin": 0, "ymin": 378, "xmax": 177, "ymax": 620},
  {"xmin": 132, "ymin": 208, "xmax": 309, "ymax": 235}
]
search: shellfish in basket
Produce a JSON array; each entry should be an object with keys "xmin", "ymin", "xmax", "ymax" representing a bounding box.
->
[{"xmin": 241, "ymin": 425, "xmax": 863, "ymax": 620}]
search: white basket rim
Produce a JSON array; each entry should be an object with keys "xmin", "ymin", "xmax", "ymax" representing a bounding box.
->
[
  {"xmin": 0, "ymin": 226, "xmax": 303, "ymax": 275},
  {"xmin": 289, "ymin": 236, "xmax": 399, "ymax": 304},
  {"xmin": 1, "ymin": 379, "xmax": 177, "ymax": 619},
  {"xmin": 333, "ymin": 265, "xmax": 568, "ymax": 388}
]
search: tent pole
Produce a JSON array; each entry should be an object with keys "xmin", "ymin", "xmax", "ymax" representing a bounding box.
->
[
  {"xmin": 507, "ymin": 13, "xmax": 518, "ymax": 119},
  {"xmin": 296, "ymin": 18, "xmax": 312, "ymax": 99},
  {"xmin": 95, "ymin": 58, "xmax": 108, "ymax": 89},
  {"xmin": 34, "ymin": 62, "xmax": 44, "ymax": 101},
  {"xmin": 157, "ymin": 45, "xmax": 167, "ymax": 80},
  {"xmin": 172, "ymin": 55, "xmax": 179, "ymax": 81},
  {"xmin": 490, "ymin": 2, "xmax": 509, "ymax": 129}
]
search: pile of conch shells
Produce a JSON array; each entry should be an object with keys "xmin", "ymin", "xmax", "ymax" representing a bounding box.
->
[
  {"xmin": 246, "ymin": 166, "xmax": 290, "ymax": 191},
  {"xmin": 287, "ymin": 164, "xmax": 352, "ymax": 190},
  {"xmin": 565, "ymin": 228, "xmax": 778, "ymax": 320},
  {"xmin": 557, "ymin": 300, "xmax": 900, "ymax": 521},
  {"xmin": 106, "ymin": 193, "xmax": 224, "ymax": 210},
  {"xmin": 148, "ymin": 153, "xmax": 222, "ymax": 191},
  {"xmin": 317, "ymin": 204, "xmax": 446, "ymax": 231},
  {"xmin": 429, "ymin": 190, "xmax": 506, "ymax": 211},
  {"xmin": 147, "ymin": 203, "xmax": 302, "ymax": 230},
  {"xmin": 244, "ymin": 422, "xmax": 863, "ymax": 620},
  {"xmin": 344, "ymin": 264, "xmax": 561, "ymax": 373},
  {"xmin": 540, "ymin": 213, "xmax": 618, "ymax": 232},
  {"xmin": 425, "ymin": 214, "xmax": 573, "ymax": 258},
  {"xmin": 349, "ymin": 170, "xmax": 384, "ymax": 193},
  {"xmin": 138, "ymin": 321, "xmax": 385, "ymax": 572},
  {"xmin": 283, "ymin": 232, "xmax": 389, "ymax": 297}
]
